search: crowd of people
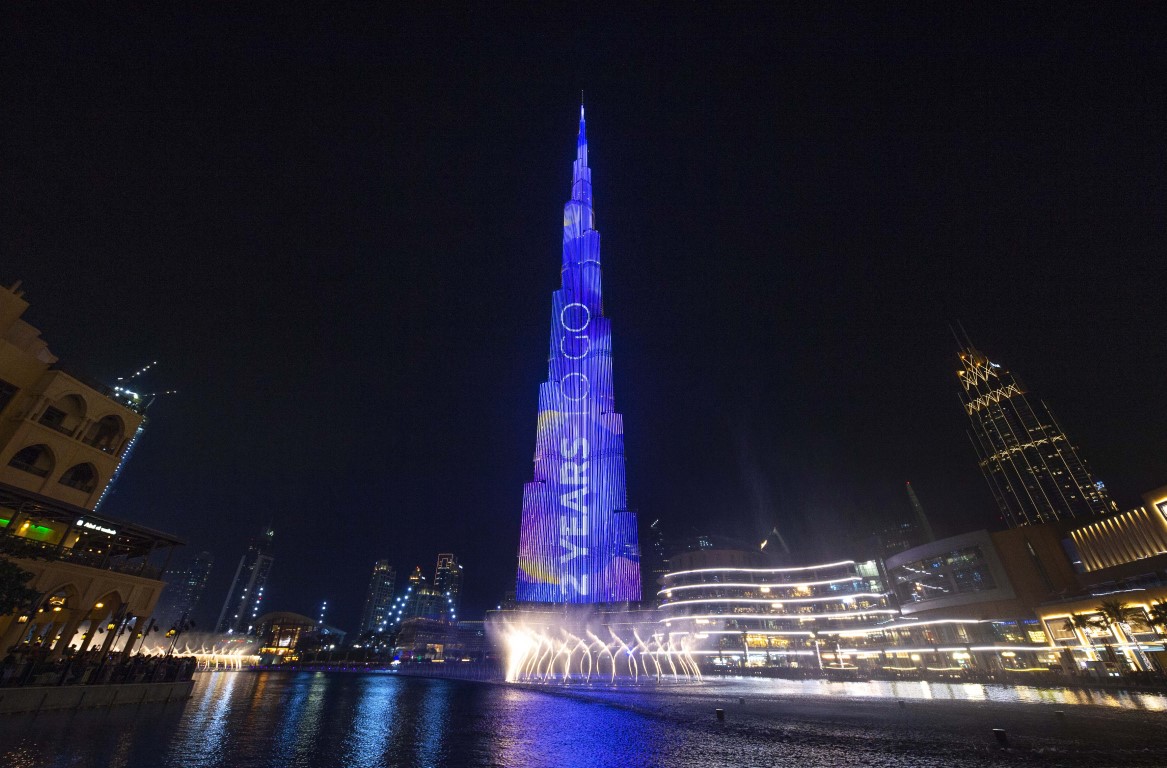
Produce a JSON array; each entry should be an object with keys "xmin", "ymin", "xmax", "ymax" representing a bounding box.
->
[{"xmin": 0, "ymin": 646, "xmax": 196, "ymax": 688}]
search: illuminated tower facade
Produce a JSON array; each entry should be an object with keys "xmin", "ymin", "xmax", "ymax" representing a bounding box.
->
[
  {"xmin": 515, "ymin": 106, "xmax": 641, "ymax": 603},
  {"xmin": 957, "ymin": 342, "xmax": 1112, "ymax": 528},
  {"xmin": 214, "ymin": 526, "xmax": 275, "ymax": 635},
  {"xmin": 358, "ymin": 559, "xmax": 396, "ymax": 635},
  {"xmin": 433, "ymin": 553, "xmax": 462, "ymax": 618}
]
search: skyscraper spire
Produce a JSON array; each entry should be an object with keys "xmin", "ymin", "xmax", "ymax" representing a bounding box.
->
[
  {"xmin": 515, "ymin": 105, "xmax": 640, "ymax": 604},
  {"xmin": 905, "ymin": 481, "xmax": 936, "ymax": 542},
  {"xmin": 570, "ymin": 101, "xmax": 593, "ymax": 212}
]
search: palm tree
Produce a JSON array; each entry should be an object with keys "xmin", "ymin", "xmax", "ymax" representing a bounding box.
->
[
  {"xmin": 1145, "ymin": 602, "xmax": 1167, "ymax": 636},
  {"xmin": 1062, "ymin": 613, "xmax": 1102, "ymax": 665},
  {"xmin": 1095, "ymin": 600, "xmax": 1153, "ymax": 672}
]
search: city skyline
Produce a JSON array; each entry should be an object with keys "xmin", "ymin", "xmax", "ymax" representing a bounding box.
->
[{"xmin": 3, "ymin": 6, "xmax": 1165, "ymax": 626}]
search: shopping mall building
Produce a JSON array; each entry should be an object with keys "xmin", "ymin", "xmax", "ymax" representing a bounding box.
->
[{"xmin": 658, "ymin": 494, "xmax": 1167, "ymax": 678}]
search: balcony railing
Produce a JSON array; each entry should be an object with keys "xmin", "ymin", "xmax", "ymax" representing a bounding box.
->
[
  {"xmin": 8, "ymin": 459, "xmax": 50, "ymax": 478},
  {"xmin": 0, "ymin": 535, "xmax": 161, "ymax": 580},
  {"xmin": 36, "ymin": 417, "xmax": 77, "ymax": 437},
  {"xmin": 80, "ymin": 435, "xmax": 120, "ymax": 454}
]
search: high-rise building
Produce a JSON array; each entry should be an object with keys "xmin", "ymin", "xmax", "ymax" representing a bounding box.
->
[
  {"xmin": 957, "ymin": 340, "xmax": 1112, "ymax": 528},
  {"xmin": 515, "ymin": 104, "xmax": 641, "ymax": 604},
  {"xmin": 154, "ymin": 550, "xmax": 214, "ymax": 630},
  {"xmin": 215, "ymin": 526, "xmax": 275, "ymax": 635},
  {"xmin": 644, "ymin": 518, "xmax": 671, "ymax": 601},
  {"xmin": 358, "ymin": 559, "xmax": 396, "ymax": 635},
  {"xmin": 433, "ymin": 553, "xmax": 461, "ymax": 618},
  {"xmin": 393, "ymin": 565, "xmax": 449, "ymax": 623}
]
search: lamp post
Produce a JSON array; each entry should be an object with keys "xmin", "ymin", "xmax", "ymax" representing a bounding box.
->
[
  {"xmin": 166, "ymin": 612, "xmax": 195, "ymax": 656},
  {"xmin": 130, "ymin": 618, "xmax": 157, "ymax": 656}
]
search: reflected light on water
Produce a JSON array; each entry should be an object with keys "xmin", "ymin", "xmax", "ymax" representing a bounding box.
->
[
  {"xmin": 3, "ymin": 671, "xmax": 1167, "ymax": 768},
  {"xmin": 342, "ymin": 678, "xmax": 399, "ymax": 768},
  {"xmin": 170, "ymin": 670, "xmax": 241, "ymax": 767},
  {"xmin": 721, "ymin": 676, "xmax": 1167, "ymax": 710}
]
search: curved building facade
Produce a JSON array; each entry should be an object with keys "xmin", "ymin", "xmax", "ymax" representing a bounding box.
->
[
  {"xmin": 659, "ymin": 554, "xmax": 895, "ymax": 668},
  {"xmin": 659, "ymin": 551, "xmax": 1059, "ymax": 673}
]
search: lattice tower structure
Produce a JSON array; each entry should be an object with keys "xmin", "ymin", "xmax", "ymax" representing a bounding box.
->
[{"xmin": 957, "ymin": 345, "xmax": 1111, "ymax": 528}]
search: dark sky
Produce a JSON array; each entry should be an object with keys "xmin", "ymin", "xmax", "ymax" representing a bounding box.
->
[{"xmin": 4, "ymin": 5, "xmax": 1165, "ymax": 629}]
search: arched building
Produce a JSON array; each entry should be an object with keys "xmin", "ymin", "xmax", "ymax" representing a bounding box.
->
[{"xmin": 0, "ymin": 281, "xmax": 181, "ymax": 658}]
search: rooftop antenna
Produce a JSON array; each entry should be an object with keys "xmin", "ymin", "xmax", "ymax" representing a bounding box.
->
[
  {"xmin": 760, "ymin": 525, "xmax": 791, "ymax": 555},
  {"xmin": 955, "ymin": 320, "xmax": 976, "ymax": 351},
  {"xmin": 948, "ymin": 323, "xmax": 964, "ymax": 350}
]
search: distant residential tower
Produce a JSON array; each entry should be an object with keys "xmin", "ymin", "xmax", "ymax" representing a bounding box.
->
[
  {"xmin": 215, "ymin": 526, "xmax": 275, "ymax": 635},
  {"xmin": 358, "ymin": 559, "xmax": 396, "ymax": 635},
  {"xmin": 155, "ymin": 550, "xmax": 214, "ymax": 630},
  {"xmin": 433, "ymin": 553, "xmax": 462, "ymax": 619}
]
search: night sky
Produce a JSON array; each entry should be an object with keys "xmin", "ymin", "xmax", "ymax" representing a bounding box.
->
[{"xmin": 4, "ymin": 6, "xmax": 1165, "ymax": 629}]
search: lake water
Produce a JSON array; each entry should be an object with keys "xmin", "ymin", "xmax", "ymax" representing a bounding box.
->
[{"xmin": 3, "ymin": 671, "xmax": 1167, "ymax": 767}]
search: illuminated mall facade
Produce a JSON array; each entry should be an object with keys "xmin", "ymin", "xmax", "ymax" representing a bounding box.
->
[
  {"xmin": 656, "ymin": 341, "xmax": 1167, "ymax": 677},
  {"xmin": 658, "ymin": 549, "xmax": 1058, "ymax": 674},
  {"xmin": 659, "ymin": 485, "xmax": 1167, "ymax": 677}
]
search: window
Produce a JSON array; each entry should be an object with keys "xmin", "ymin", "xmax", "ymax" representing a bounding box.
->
[
  {"xmin": 8, "ymin": 445, "xmax": 54, "ymax": 477},
  {"xmin": 58, "ymin": 463, "xmax": 98, "ymax": 493},
  {"xmin": 39, "ymin": 406, "xmax": 66, "ymax": 428},
  {"xmin": 83, "ymin": 414, "xmax": 124, "ymax": 452}
]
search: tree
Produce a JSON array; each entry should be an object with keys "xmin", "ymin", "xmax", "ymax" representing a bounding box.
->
[
  {"xmin": 0, "ymin": 557, "xmax": 39, "ymax": 617},
  {"xmin": 1095, "ymin": 600, "xmax": 1152, "ymax": 672},
  {"xmin": 1146, "ymin": 602, "xmax": 1167, "ymax": 636},
  {"xmin": 1062, "ymin": 612, "xmax": 1101, "ymax": 662}
]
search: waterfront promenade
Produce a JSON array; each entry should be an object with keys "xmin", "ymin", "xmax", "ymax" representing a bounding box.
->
[{"xmin": 0, "ymin": 651, "xmax": 196, "ymax": 713}]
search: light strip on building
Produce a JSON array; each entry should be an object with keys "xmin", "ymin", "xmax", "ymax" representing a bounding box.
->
[
  {"xmin": 665, "ymin": 561, "xmax": 857, "ymax": 578},
  {"xmin": 657, "ymin": 576, "xmax": 864, "ymax": 594},
  {"xmin": 660, "ymin": 594, "xmax": 887, "ymax": 608},
  {"xmin": 662, "ymin": 609, "xmax": 899, "ymax": 623}
]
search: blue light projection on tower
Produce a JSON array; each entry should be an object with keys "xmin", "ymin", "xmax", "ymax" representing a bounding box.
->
[{"xmin": 516, "ymin": 106, "xmax": 642, "ymax": 603}]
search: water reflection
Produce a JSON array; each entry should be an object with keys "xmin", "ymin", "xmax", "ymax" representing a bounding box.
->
[
  {"xmin": 170, "ymin": 669, "xmax": 242, "ymax": 767},
  {"xmin": 274, "ymin": 672, "xmax": 329, "ymax": 767},
  {"xmin": 716, "ymin": 676, "xmax": 1167, "ymax": 710},
  {"xmin": 342, "ymin": 676, "xmax": 400, "ymax": 768},
  {"xmin": 415, "ymin": 675, "xmax": 450, "ymax": 767},
  {"xmin": 490, "ymin": 687, "xmax": 658, "ymax": 768},
  {"xmin": 1, "ymin": 671, "xmax": 1166, "ymax": 768}
]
